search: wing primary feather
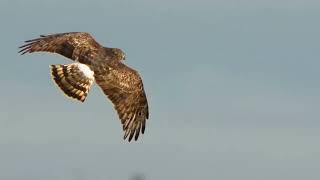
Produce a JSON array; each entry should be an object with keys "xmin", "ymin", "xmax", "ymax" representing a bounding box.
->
[
  {"xmin": 128, "ymin": 123, "xmax": 138, "ymax": 142},
  {"xmin": 19, "ymin": 46, "xmax": 31, "ymax": 55},
  {"xmin": 125, "ymin": 114, "xmax": 136, "ymax": 130},
  {"xmin": 135, "ymin": 122, "xmax": 141, "ymax": 141},
  {"xmin": 141, "ymin": 120, "xmax": 146, "ymax": 134},
  {"xmin": 25, "ymin": 37, "xmax": 43, "ymax": 43},
  {"xmin": 124, "ymin": 129, "xmax": 131, "ymax": 140},
  {"xmin": 124, "ymin": 119, "xmax": 133, "ymax": 131},
  {"xmin": 19, "ymin": 42, "xmax": 35, "ymax": 49}
]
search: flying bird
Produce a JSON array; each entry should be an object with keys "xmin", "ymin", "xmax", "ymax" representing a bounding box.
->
[{"xmin": 19, "ymin": 32, "xmax": 149, "ymax": 142}]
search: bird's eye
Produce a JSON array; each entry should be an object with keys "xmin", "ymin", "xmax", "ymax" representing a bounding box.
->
[{"xmin": 123, "ymin": 55, "xmax": 126, "ymax": 60}]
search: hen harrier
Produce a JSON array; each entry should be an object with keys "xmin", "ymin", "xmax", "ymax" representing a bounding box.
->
[{"xmin": 19, "ymin": 32, "xmax": 149, "ymax": 142}]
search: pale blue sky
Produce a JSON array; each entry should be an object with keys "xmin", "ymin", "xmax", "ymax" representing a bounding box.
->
[{"xmin": 0, "ymin": 0, "xmax": 320, "ymax": 180}]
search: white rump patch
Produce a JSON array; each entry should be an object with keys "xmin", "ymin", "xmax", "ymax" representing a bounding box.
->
[{"xmin": 76, "ymin": 63, "xmax": 94, "ymax": 79}]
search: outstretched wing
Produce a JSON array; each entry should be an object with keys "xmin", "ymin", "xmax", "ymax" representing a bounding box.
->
[
  {"xmin": 19, "ymin": 32, "xmax": 101, "ymax": 62},
  {"xmin": 95, "ymin": 64, "xmax": 149, "ymax": 142}
]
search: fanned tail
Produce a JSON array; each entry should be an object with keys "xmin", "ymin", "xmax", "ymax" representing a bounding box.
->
[{"xmin": 50, "ymin": 63, "xmax": 94, "ymax": 102}]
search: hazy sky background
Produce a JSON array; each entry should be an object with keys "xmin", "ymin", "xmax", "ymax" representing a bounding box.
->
[{"xmin": 0, "ymin": 0, "xmax": 320, "ymax": 180}]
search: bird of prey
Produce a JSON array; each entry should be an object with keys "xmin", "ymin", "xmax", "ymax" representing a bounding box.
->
[{"xmin": 19, "ymin": 32, "xmax": 149, "ymax": 142}]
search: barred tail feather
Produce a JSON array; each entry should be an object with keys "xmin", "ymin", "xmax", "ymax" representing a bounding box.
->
[{"xmin": 50, "ymin": 63, "xmax": 94, "ymax": 102}]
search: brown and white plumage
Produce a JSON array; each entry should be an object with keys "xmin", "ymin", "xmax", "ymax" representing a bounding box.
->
[
  {"xmin": 19, "ymin": 32, "xmax": 149, "ymax": 142},
  {"xmin": 50, "ymin": 63, "xmax": 94, "ymax": 102}
]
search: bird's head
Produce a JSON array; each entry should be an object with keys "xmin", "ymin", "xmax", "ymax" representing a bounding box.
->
[{"xmin": 111, "ymin": 48, "xmax": 126, "ymax": 61}]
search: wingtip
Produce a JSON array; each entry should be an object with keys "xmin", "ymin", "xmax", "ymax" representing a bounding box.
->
[
  {"xmin": 134, "ymin": 133, "xmax": 140, "ymax": 141},
  {"xmin": 18, "ymin": 41, "xmax": 36, "ymax": 55},
  {"xmin": 18, "ymin": 47, "xmax": 29, "ymax": 55},
  {"xmin": 123, "ymin": 130, "xmax": 130, "ymax": 141},
  {"xmin": 18, "ymin": 49, "xmax": 28, "ymax": 55},
  {"xmin": 142, "ymin": 123, "xmax": 145, "ymax": 134},
  {"xmin": 129, "ymin": 133, "xmax": 134, "ymax": 142}
]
